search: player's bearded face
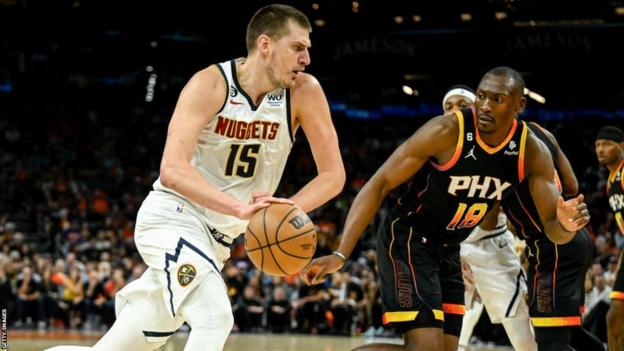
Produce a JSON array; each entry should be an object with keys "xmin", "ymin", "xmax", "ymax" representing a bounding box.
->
[
  {"xmin": 267, "ymin": 23, "xmax": 310, "ymax": 89},
  {"xmin": 595, "ymin": 139, "xmax": 623, "ymax": 165},
  {"xmin": 267, "ymin": 51, "xmax": 292, "ymax": 89}
]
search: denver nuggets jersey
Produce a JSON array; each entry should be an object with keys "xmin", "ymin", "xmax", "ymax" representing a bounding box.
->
[
  {"xmin": 607, "ymin": 160, "xmax": 624, "ymax": 235},
  {"xmin": 399, "ymin": 108, "xmax": 527, "ymax": 245},
  {"xmin": 154, "ymin": 58, "xmax": 294, "ymax": 238},
  {"xmin": 502, "ymin": 122, "xmax": 560, "ymax": 241}
]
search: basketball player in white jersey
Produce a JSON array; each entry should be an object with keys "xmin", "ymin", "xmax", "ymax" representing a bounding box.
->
[
  {"xmin": 47, "ymin": 4, "xmax": 345, "ymax": 351},
  {"xmin": 440, "ymin": 86, "xmax": 537, "ymax": 351}
]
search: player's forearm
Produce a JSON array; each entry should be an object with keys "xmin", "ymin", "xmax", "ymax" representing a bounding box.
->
[
  {"xmin": 544, "ymin": 220, "xmax": 575, "ymax": 245},
  {"xmin": 160, "ymin": 164, "xmax": 244, "ymax": 217},
  {"xmin": 289, "ymin": 169, "xmax": 345, "ymax": 213},
  {"xmin": 337, "ymin": 177, "xmax": 387, "ymax": 259}
]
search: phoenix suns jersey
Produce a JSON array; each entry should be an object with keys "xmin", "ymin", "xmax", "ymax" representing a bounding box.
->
[
  {"xmin": 399, "ymin": 107, "xmax": 527, "ymax": 245},
  {"xmin": 607, "ymin": 160, "xmax": 624, "ymax": 235},
  {"xmin": 502, "ymin": 122, "xmax": 562, "ymax": 241},
  {"xmin": 153, "ymin": 58, "xmax": 294, "ymax": 239}
]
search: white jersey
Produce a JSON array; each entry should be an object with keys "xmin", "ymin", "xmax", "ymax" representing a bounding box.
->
[
  {"xmin": 461, "ymin": 211, "xmax": 527, "ymax": 322},
  {"xmin": 463, "ymin": 210, "xmax": 508, "ymax": 243},
  {"xmin": 154, "ymin": 58, "xmax": 294, "ymax": 239}
]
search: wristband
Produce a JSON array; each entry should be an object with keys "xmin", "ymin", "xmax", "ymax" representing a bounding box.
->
[{"xmin": 332, "ymin": 250, "xmax": 346, "ymax": 262}]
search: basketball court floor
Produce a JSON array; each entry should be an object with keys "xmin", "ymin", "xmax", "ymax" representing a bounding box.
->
[{"xmin": 7, "ymin": 331, "xmax": 512, "ymax": 350}]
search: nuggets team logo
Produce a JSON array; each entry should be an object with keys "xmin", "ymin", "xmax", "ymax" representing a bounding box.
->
[{"xmin": 177, "ymin": 264, "xmax": 196, "ymax": 287}]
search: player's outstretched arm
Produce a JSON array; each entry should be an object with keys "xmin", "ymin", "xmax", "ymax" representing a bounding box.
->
[
  {"xmin": 301, "ymin": 113, "xmax": 459, "ymax": 284},
  {"xmin": 525, "ymin": 134, "xmax": 589, "ymax": 244},
  {"xmin": 159, "ymin": 66, "xmax": 272, "ymax": 220},
  {"xmin": 289, "ymin": 73, "xmax": 346, "ymax": 213}
]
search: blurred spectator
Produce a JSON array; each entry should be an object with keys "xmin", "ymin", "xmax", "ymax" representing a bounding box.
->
[
  {"xmin": 15, "ymin": 265, "xmax": 45, "ymax": 328},
  {"xmin": 233, "ymin": 286, "xmax": 264, "ymax": 332},
  {"xmin": 266, "ymin": 286, "xmax": 291, "ymax": 333},
  {"xmin": 58, "ymin": 265, "xmax": 85, "ymax": 328},
  {"xmin": 0, "ymin": 264, "xmax": 14, "ymax": 324},
  {"xmin": 295, "ymin": 282, "xmax": 330, "ymax": 334},
  {"xmin": 84, "ymin": 265, "xmax": 110, "ymax": 328},
  {"xmin": 584, "ymin": 273, "xmax": 612, "ymax": 342},
  {"xmin": 328, "ymin": 272, "xmax": 364, "ymax": 335}
]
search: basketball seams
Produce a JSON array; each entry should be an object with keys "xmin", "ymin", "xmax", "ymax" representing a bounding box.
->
[
  {"xmin": 263, "ymin": 205, "xmax": 289, "ymax": 275},
  {"xmin": 245, "ymin": 226, "xmax": 262, "ymax": 250},
  {"xmin": 276, "ymin": 228, "xmax": 315, "ymax": 259},
  {"xmin": 247, "ymin": 228, "xmax": 315, "ymax": 253},
  {"xmin": 246, "ymin": 204, "xmax": 317, "ymax": 276},
  {"xmin": 275, "ymin": 206, "xmax": 299, "ymax": 241}
]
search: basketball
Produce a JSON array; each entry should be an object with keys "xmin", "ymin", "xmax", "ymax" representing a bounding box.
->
[{"xmin": 245, "ymin": 203, "xmax": 317, "ymax": 276}]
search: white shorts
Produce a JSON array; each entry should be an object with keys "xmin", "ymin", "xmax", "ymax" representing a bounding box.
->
[
  {"xmin": 460, "ymin": 228, "xmax": 527, "ymax": 323},
  {"xmin": 115, "ymin": 191, "xmax": 231, "ymax": 343}
]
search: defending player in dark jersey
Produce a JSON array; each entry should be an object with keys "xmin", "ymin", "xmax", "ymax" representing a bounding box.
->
[
  {"xmin": 302, "ymin": 66, "xmax": 590, "ymax": 351},
  {"xmin": 502, "ymin": 122, "xmax": 604, "ymax": 351},
  {"xmin": 595, "ymin": 126, "xmax": 624, "ymax": 351}
]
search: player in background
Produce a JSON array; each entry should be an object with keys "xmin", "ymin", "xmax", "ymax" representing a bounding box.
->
[{"xmin": 596, "ymin": 126, "xmax": 624, "ymax": 351}]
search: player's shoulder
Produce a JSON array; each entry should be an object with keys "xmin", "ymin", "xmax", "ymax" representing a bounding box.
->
[
  {"xmin": 186, "ymin": 65, "xmax": 227, "ymax": 91},
  {"xmin": 524, "ymin": 127, "xmax": 554, "ymax": 171},
  {"xmin": 525, "ymin": 126, "xmax": 549, "ymax": 154},
  {"xmin": 528, "ymin": 121, "xmax": 558, "ymax": 145},
  {"xmin": 428, "ymin": 111, "xmax": 462, "ymax": 136},
  {"xmin": 291, "ymin": 72, "xmax": 321, "ymax": 94},
  {"xmin": 409, "ymin": 112, "xmax": 460, "ymax": 154}
]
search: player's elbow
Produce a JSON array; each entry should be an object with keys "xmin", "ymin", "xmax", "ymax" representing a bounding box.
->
[
  {"xmin": 159, "ymin": 162, "xmax": 179, "ymax": 189},
  {"xmin": 331, "ymin": 166, "xmax": 346, "ymax": 195}
]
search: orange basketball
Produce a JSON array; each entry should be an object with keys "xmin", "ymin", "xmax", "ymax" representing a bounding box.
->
[{"xmin": 245, "ymin": 203, "xmax": 317, "ymax": 276}]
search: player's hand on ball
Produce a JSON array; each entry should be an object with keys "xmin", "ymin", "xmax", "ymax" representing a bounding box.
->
[
  {"xmin": 236, "ymin": 202, "xmax": 271, "ymax": 220},
  {"xmin": 250, "ymin": 192, "xmax": 295, "ymax": 206},
  {"xmin": 236, "ymin": 192, "xmax": 296, "ymax": 220},
  {"xmin": 301, "ymin": 255, "xmax": 344, "ymax": 285}
]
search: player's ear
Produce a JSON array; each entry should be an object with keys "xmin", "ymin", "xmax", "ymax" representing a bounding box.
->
[
  {"xmin": 517, "ymin": 96, "xmax": 527, "ymax": 114},
  {"xmin": 257, "ymin": 34, "xmax": 271, "ymax": 56}
]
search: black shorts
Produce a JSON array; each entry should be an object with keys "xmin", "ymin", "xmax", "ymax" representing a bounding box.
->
[
  {"xmin": 527, "ymin": 228, "xmax": 593, "ymax": 328},
  {"xmin": 376, "ymin": 210, "xmax": 464, "ymax": 336},
  {"xmin": 611, "ymin": 253, "xmax": 624, "ymax": 300}
]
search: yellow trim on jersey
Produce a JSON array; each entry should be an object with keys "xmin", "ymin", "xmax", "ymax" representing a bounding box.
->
[
  {"xmin": 610, "ymin": 291, "xmax": 624, "ymax": 300},
  {"xmin": 608, "ymin": 160, "xmax": 624, "ymax": 185},
  {"xmin": 431, "ymin": 110, "xmax": 464, "ymax": 171},
  {"xmin": 433, "ymin": 309, "xmax": 445, "ymax": 321},
  {"xmin": 383, "ymin": 311, "xmax": 419, "ymax": 323},
  {"xmin": 382, "ymin": 309, "xmax": 445, "ymax": 324},
  {"xmin": 475, "ymin": 115, "xmax": 518, "ymax": 154},
  {"xmin": 518, "ymin": 122, "xmax": 528, "ymax": 182},
  {"xmin": 531, "ymin": 316, "xmax": 581, "ymax": 327}
]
